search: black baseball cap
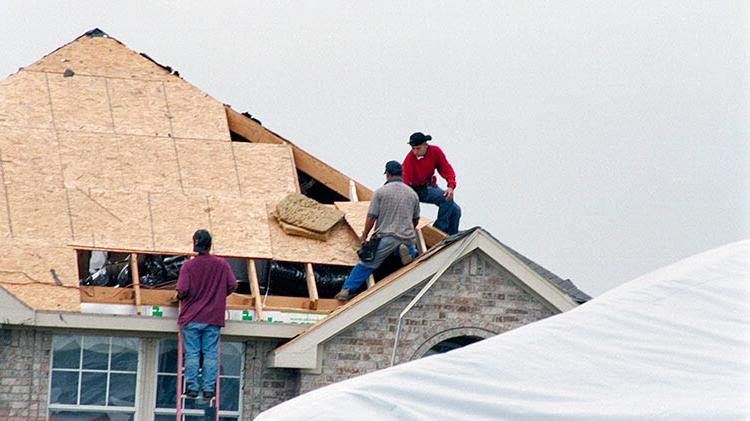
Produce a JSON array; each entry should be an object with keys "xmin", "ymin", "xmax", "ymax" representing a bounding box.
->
[
  {"xmin": 408, "ymin": 132, "xmax": 432, "ymax": 146},
  {"xmin": 384, "ymin": 160, "xmax": 402, "ymax": 175},
  {"xmin": 193, "ymin": 229, "xmax": 212, "ymax": 253}
]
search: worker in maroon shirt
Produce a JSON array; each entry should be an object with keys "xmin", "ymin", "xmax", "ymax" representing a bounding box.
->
[
  {"xmin": 402, "ymin": 132, "xmax": 462, "ymax": 235},
  {"xmin": 176, "ymin": 229, "xmax": 237, "ymax": 400}
]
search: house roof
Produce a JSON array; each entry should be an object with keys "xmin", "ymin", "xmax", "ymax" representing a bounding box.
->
[
  {"xmin": 0, "ymin": 31, "xmax": 588, "ymax": 345},
  {"xmin": 269, "ymin": 228, "xmax": 583, "ymax": 369}
]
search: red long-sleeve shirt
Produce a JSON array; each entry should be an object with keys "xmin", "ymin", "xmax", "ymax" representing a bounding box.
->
[{"xmin": 402, "ymin": 145, "xmax": 457, "ymax": 189}]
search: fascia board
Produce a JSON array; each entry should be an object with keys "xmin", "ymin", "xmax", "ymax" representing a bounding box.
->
[
  {"xmin": 4, "ymin": 308, "xmax": 304, "ymax": 338},
  {"xmin": 475, "ymin": 231, "xmax": 578, "ymax": 312},
  {"xmin": 269, "ymin": 236, "xmax": 479, "ymax": 369}
]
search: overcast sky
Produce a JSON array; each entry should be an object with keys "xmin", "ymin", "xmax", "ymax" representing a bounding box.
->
[{"xmin": 2, "ymin": 1, "xmax": 747, "ymax": 296}]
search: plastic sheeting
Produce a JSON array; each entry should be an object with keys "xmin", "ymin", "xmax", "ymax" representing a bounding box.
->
[{"xmin": 257, "ymin": 239, "xmax": 750, "ymax": 420}]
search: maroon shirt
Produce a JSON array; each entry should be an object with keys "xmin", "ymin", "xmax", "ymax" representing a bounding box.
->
[
  {"xmin": 176, "ymin": 254, "xmax": 237, "ymax": 327},
  {"xmin": 402, "ymin": 145, "xmax": 457, "ymax": 189}
]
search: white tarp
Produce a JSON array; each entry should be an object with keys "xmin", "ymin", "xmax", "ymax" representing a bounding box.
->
[{"xmin": 257, "ymin": 239, "xmax": 750, "ymax": 420}]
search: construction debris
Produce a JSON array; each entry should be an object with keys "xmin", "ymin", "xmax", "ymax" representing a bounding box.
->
[{"xmin": 274, "ymin": 193, "xmax": 344, "ymax": 240}]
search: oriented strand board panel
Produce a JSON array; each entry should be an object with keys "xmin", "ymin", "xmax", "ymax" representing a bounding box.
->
[
  {"xmin": 59, "ymin": 132, "xmax": 181, "ymax": 193},
  {"xmin": 0, "ymin": 126, "xmax": 62, "ymax": 187},
  {"xmin": 48, "ymin": 73, "xmax": 113, "ymax": 133},
  {"xmin": 0, "ymin": 183, "xmax": 9, "ymax": 239},
  {"xmin": 0, "ymin": 283, "xmax": 80, "ymax": 312},
  {"xmin": 164, "ymin": 81, "xmax": 230, "ymax": 141},
  {"xmin": 68, "ymin": 188, "xmax": 153, "ymax": 250},
  {"xmin": 175, "ymin": 139, "xmax": 239, "ymax": 193},
  {"xmin": 334, "ymin": 201, "xmax": 371, "ymax": 237},
  {"xmin": 232, "ymin": 143, "xmax": 298, "ymax": 203},
  {"xmin": 0, "ymin": 71, "xmax": 53, "ymax": 129},
  {"xmin": 149, "ymin": 191, "xmax": 211, "ymax": 253},
  {"xmin": 7, "ymin": 185, "xmax": 71, "ymax": 242},
  {"xmin": 108, "ymin": 78, "xmax": 171, "ymax": 137},
  {"xmin": 24, "ymin": 35, "xmax": 173, "ymax": 81},
  {"xmin": 0, "ymin": 238, "xmax": 78, "ymax": 285},
  {"xmin": 267, "ymin": 203, "xmax": 359, "ymax": 266},
  {"xmin": 204, "ymin": 195, "xmax": 272, "ymax": 258}
]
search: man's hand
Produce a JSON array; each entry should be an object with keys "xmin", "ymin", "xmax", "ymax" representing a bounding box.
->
[{"xmin": 444, "ymin": 187, "xmax": 454, "ymax": 202}]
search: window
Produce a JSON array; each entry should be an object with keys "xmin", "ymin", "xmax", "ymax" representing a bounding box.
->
[
  {"xmin": 423, "ymin": 335, "xmax": 483, "ymax": 357},
  {"xmin": 154, "ymin": 339, "xmax": 243, "ymax": 420},
  {"xmin": 48, "ymin": 335, "xmax": 140, "ymax": 420}
]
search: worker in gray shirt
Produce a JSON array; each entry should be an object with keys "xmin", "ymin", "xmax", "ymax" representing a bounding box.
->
[{"xmin": 335, "ymin": 161, "xmax": 420, "ymax": 301}]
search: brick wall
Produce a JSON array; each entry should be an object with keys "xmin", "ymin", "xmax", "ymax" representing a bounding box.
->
[
  {"xmin": 0, "ymin": 328, "xmax": 51, "ymax": 421},
  {"xmin": 298, "ymin": 250, "xmax": 556, "ymax": 393},
  {"xmin": 242, "ymin": 340, "xmax": 299, "ymax": 420}
]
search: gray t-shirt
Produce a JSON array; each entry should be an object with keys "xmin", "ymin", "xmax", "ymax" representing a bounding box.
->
[{"xmin": 368, "ymin": 178, "xmax": 420, "ymax": 244}]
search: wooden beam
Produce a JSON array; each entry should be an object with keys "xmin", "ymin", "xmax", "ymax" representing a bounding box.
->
[
  {"xmin": 305, "ymin": 263, "xmax": 319, "ymax": 310},
  {"xmin": 225, "ymin": 106, "xmax": 372, "ymax": 201},
  {"xmin": 420, "ymin": 225, "xmax": 447, "ymax": 249},
  {"xmin": 349, "ymin": 180, "xmax": 358, "ymax": 202},
  {"xmin": 129, "ymin": 254, "xmax": 142, "ymax": 315},
  {"xmin": 263, "ymin": 296, "xmax": 341, "ymax": 312},
  {"xmin": 366, "ymin": 274, "xmax": 375, "ymax": 289},
  {"xmin": 416, "ymin": 229, "xmax": 428, "ymax": 254},
  {"xmin": 247, "ymin": 259, "xmax": 264, "ymax": 321}
]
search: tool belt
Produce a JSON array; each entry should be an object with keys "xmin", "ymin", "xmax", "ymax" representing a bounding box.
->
[{"xmin": 357, "ymin": 237, "xmax": 381, "ymax": 263}]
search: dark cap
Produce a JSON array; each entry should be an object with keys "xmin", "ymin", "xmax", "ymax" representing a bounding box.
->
[
  {"xmin": 408, "ymin": 132, "xmax": 432, "ymax": 146},
  {"xmin": 384, "ymin": 160, "xmax": 402, "ymax": 176},
  {"xmin": 193, "ymin": 229, "xmax": 212, "ymax": 253}
]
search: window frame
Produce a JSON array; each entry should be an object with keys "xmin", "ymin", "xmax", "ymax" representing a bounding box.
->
[{"xmin": 47, "ymin": 334, "xmax": 142, "ymax": 419}]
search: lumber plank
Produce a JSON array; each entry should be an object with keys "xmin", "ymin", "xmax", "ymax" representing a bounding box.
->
[
  {"xmin": 305, "ymin": 263, "xmax": 319, "ymax": 310},
  {"xmin": 247, "ymin": 259, "xmax": 264, "ymax": 321},
  {"xmin": 366, "ymin": 274, "xmax": 375, "ymax": 289},
  {"xmin": 129, "ymin": 254, "xmax": 142, "ymax": 315}
]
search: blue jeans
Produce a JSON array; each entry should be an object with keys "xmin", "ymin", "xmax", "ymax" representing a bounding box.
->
[
  {"xmin": 418, "ymin": 186, "xmax": 461, "ymax": 235},
  {"xmin": 182, "ymin": 321, "xmax": 220, "ymax": 393},
  {"xmin": 343, "ymin": 236, "xmax": 417, "ymax": 292}
]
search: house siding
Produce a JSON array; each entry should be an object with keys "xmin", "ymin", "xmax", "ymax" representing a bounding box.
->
[{"xmin": 296, "ymin": 250, "xmax": 556, "ymax": 394}]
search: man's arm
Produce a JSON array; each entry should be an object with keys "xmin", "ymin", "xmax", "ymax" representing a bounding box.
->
[
  {"xmin": 362, "ymin": 216, "xmax": 376, "ymax": 243},
  {"xmin": 434, "ymin": 147, "xmax": 457, "ymax": 200},
  {"xmin": 401, "ymin": 153, "xmax": 414, "ymax": 186},
  {"xmin": 225, "ymin": 262, "xmax": 238, "ymax": 296},
  {"xmin": 175, "ymin": 264, "xmax": 189, "ymax": 301}
]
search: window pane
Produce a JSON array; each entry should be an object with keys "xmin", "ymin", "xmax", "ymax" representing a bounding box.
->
[
  {"xmin": 79, "ymin": 371, "xmax": 107, "ymax": 405},
  {"xmin": 109, "ymin": 373, "xmax": 137, "ymax": 406},
  {"xmin": 158, "ymin": 339, "xmax": 178, "ymax": 373},
  {"xmin": 50, "ymin": 370, "xmax": 79, "ymax": 404},
  {"xmin": 220, "ymin": 342, "xmax": 242, "ymax": 376},
  {"xmin": 111, "ymin": 337, "xmax": 139, "ymax": 371},
  {"xmin": 155, "ymin": 374, "xmax": 177, "ymax": 408},
  {"xmin": 49, "ymin": 411, "xmax": 133, "ymax": 421},
  {"xmin": 82, "ymin": 336, "xmax": 110, "ymax": 370},
  {"xmin": 52, "ymin": 336, "xmax": 81, "ymax": 369},
  {"xmin": 219, "ymin": 378, "xmax": 240, "ymax": 411}
]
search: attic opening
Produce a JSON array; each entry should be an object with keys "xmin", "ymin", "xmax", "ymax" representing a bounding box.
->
[
  {"xmin": 422, "ymin": 336, "xmax": 483, "ymax": 357},
  {"xmin": 296, "ymin": 170, "xmax": 347, "ymax": 204}
]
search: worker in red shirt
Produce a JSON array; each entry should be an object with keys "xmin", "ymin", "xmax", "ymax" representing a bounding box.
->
[
  {"xmin": 176, "ymin": 229, "xmax": 237, "ymax": 400},
  {"xmin": 401, "ymin": 132, "xmax": 462, "ymax": 235}
]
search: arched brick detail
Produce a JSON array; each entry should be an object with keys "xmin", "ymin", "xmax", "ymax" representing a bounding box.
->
[{"xmin": 408, "ymin": 324, "xmax": 498, "ymax": 361}]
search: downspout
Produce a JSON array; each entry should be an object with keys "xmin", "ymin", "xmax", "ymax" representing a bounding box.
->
[{"xmin": 390, "ymin": 231, "xmax": 477, "ymax": 366}]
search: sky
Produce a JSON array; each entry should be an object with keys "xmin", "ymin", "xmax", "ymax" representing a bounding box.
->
[{"xmin": 1, "ymin": 1, "xmax": 747, "ymax": 296}]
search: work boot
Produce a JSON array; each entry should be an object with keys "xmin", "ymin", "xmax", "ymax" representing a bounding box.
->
[
  {"xmin": 334, "ymin": 288, "xmax": 351, "ymax": 301},
  {"xmin": 398, "ymin": 244, "xmax": 414, "ymax": 265},
  {"xmin": 183, "ymin": 389, "xmax": 199, "ymax": 399}
]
